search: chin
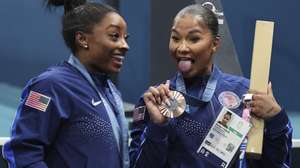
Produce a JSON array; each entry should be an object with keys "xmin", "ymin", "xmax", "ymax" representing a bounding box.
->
[
  {"xmin": 110, "ymin": 67, "xmax": 122, "ymax": 74},
  {"xmin": 180, "ymin": 71, "xmax": 195, "ymax": 78},
  {"xmin": 105, "ymin": 64, "xmax": 121, "ymax": 74}
]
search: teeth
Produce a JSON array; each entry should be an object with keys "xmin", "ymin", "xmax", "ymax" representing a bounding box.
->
[
  {"xmin": 112, "ymin": 55, "xmax": 125, "ymax": 61},
  {"xmin": 178, "ymin": 57, "xmax": 192, "ymax": 62}
]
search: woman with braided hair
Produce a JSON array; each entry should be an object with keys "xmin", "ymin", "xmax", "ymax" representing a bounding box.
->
[{"xmin": 3, "ymin": 0, "xmax": 130, "ymax": 167}]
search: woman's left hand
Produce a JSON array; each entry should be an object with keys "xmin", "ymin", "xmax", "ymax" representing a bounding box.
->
[{"xmin": 249, "ymin": 82, "xmax": 282, "ymax": 119}]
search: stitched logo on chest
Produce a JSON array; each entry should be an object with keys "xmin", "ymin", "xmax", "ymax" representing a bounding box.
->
[{"xmin": 92, "ymin": 98, "xmax": 102, "ymax": 106}]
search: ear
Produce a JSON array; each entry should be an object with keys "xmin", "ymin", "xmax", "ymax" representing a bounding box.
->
[
  {"xmin": 75, "ymin": 31, "xmax": 89, "ymax": 49},
  {"xmin": 211, "ymin": 36, "xmax": 221, "ymax": 54}
]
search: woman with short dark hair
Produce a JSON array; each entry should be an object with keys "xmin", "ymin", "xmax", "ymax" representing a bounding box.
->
[{"xmin": 3, "ymin": 0, "xmax": 130, "ymax": 167}]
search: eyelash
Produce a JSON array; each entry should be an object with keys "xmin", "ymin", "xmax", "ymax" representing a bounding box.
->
[
  {"xmin": 171, "ymin": 36, "xmax": 180, "ymax": 42},
  {"xmin": 189, "ymin": 37, "xmax": 200, "ymax": 43},
  {"xmin": 124, "ymin": 34, "xmax": 129, "ymax": 40},
  {"xmin": 171, "ymin": 36, "xmax": 200, "ymax": 43},
  {"xmin": 109, "ymin": 33, "xmax": 120, "ymax": 41},
  {"xmin": 109, "ymin": 33, "xmax": 129, "ymax": 42}
]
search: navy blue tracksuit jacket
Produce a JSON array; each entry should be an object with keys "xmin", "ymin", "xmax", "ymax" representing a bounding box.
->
[
  {"xmin": 3, "ymin": 56, "xmax": 129, "ymax": 168},
  {"xmin": 130, "ymin": 66, "xmax": 292, "ymax": 168}
]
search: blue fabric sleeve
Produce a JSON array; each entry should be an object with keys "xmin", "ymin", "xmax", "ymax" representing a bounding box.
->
[
  {"xmin": 129, "ymin": 100, "xmax": 170, "ymax": 168},
  {"xmin": 27, "ymin": 161, "xmax": 49, "ymax": 168},
  {"xmin": 2, "ymin": 78, "xmax": 67, "ymax": 168},
  {"xmin": 145, "ymin": 122, "xmax": 169, "ymax": 142},
  {"xmin": 247, "ymin": 109, "xmax": 293, "ymax": 168},
  {"xmin": 265, "ymin": 109, "xmax": 290, "ymax": 138}
]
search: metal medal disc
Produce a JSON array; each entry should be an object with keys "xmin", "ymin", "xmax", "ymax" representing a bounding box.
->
[{"xmin": 158, "ymin": 90, "xmax": 186, "ymax": 118}]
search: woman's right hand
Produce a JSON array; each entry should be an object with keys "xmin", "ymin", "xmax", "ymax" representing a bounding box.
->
[{"xmin": 143, "ymin": 80, "xmax": 171, "ymax": 124}]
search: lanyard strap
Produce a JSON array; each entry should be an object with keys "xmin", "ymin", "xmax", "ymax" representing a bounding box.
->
[
  {"xmin": 238, "ymin": 96, "xmax": 252, "ymax": 168},
  {"xmin": 67, "ymin": 55, "xmax": 129, "ymax": 167},
  {"xmin": 107, "ymin": 80, "xmax": 130, "ymax": 167},
  {"xmin": 175, "ymin": 65, "xmax": 219, "ymax": 112}
]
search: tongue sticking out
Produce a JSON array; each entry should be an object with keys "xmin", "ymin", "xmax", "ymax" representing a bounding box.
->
[{"xmin": 178, "ymin": 60, "xmax": 192, "ymax": 73}]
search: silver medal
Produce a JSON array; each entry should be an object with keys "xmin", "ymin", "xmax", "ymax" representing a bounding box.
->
[{"xmin": 158, "ymin": 91, "xmax": 186, "ymax": 118}]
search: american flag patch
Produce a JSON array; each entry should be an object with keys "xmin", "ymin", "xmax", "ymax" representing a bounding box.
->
[
  {"xmin": 25, "ymin": 91, "xmax": 51, "ymax": 112},
  {"xmin": 132, "ymin": 106, "xmax": 146, "ymax": 122}
]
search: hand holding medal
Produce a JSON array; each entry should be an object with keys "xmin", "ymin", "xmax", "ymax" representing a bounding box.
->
[{"xmin": 143, "ymin": 80, "xmax": 186, "ymax": 124}]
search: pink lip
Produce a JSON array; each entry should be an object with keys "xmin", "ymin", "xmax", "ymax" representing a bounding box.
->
[
  {"xmin": 112, "ymin": 55, "xmax": 124, "ymax": 66},
  {"xmin": 177, "ymin": 56, "xmax": 194, "ymax": 63}
]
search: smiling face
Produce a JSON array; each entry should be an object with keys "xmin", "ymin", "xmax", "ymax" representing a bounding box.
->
[
  {"xmin": 222, "ymin": 114, "xmax": 231, "ymax": 123},
  {"xmin": 79, "ymin": 12, "xmax": 129, "ymax": 74},
  {"xmin": 221, "ymin": 113, "xmax": 231, "ymax": 125},
  {"xmin": 169, "ymin": 14, "xmax": 220, "ymax": 78}
]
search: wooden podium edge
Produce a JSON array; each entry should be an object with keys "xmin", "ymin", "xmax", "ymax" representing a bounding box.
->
[{"xmin": 246, "ymin": 20, "xmax": 274, "ymax": 158}]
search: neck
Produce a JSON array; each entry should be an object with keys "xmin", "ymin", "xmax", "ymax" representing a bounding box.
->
[
  {"xmin": 75, "ymin": 50, "xmax": 106, "ymax": 74},
  {"xmin": 184, "ymin": 74, "xmax": 209, "ymax": 87},
  {"xmin": 183, "ymin": 65, "xmax": 213, "ymax": 85}
]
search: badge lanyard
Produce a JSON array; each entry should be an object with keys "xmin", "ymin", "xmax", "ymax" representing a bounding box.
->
[
  {"xmin": 239, "ymin": 94, "xmax": 252, "ymax": 168},
  {"xmin": 174, "ymin": 66, "xmax": 219, "ymax": 113},
  {"xmin": 107, "ymin": 80, "xmax": 130, "ymax": 167},
  {"xmin": 67, "ymin": 55, "xmax": 129, "ymax": 167}
]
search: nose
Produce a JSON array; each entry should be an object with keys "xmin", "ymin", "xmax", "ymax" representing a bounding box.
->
[
  {"xmin": 177, "ymin": 41, "xmax": 189, "ymax": 55},
  {"xmin": 120, "ymin": 38, "xmax": 129, "ymax": 51}
]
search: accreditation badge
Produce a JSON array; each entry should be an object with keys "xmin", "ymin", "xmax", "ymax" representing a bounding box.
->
[{"xmin": 196, "ymin": 107, "xmax": 251, "ymax": 168}]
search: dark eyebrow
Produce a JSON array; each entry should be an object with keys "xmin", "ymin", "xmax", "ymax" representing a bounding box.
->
[
  {"xmin": 188, "ymin": 29, "xmax": 203, "ymax": 35},
  {"xmin": 106, "ymin": 24, "xmax": 121, "ymax": 30},
  {"xmin": 171, "ymin": 28, "xmax": 179, "ymax": 35},
  {"xmin": 171, "ymin": 28, "xmax": 203, "ymax": 35}
]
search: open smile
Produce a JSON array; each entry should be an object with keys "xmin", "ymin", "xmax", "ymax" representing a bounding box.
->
[{"xmin": 112, "ymin": 54, "xmax": 125, "ymax": 66}]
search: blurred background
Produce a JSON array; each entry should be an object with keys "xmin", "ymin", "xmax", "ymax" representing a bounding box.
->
[{"xmin": 1, "ymin": 0, "xmax": 299, "ymax": 167}]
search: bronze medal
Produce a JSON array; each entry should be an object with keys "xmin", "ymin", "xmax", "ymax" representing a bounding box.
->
[{"xmin": 158, "ymin": 91, "xmax": 186, "ymax": 118}]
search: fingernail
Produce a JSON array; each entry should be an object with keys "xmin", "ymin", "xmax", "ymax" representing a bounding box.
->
[
  {"xmin": 165, "ymin": 99, "xmax": 171, "ymax": 106},
  {"xmin": 168, "ymin": 92, "xmax": 172, "ymax": 98}
]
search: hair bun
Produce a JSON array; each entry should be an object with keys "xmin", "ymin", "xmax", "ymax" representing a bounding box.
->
[
  {"xmin": 46, "ymin": 0, "xmax": 87, "ymax": 13},
  {"xmin": 46, "ymin": 0, "xmax": 65, "ymax": 6}
]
